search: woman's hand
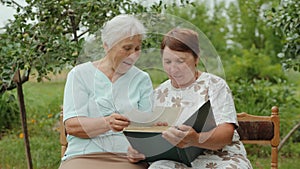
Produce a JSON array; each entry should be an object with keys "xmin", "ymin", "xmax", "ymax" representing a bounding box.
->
[
  {"xmin": 162, "ymin": 123, "xmax": 235, "ymax": 150},
  {"xmin": 107, "ymin": 113, "xmax": 130, "ymax": 132},
  {"xmin": 127, "ymin": 146, "xmax": 145, "ymax": 163},
  {"xmin": 162, "ymin": 125, "xmax": 199, "ymax": 148}
]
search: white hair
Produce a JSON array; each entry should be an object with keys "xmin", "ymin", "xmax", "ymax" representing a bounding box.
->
[{"xmin": 101, "ymin": 14, "xmax": 146, "ymax": 49}]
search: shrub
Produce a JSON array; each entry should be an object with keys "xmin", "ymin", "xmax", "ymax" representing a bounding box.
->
[
  {"xmin": 0, "ymin": 93, "xmax": 20, "ymax": 139},
  {"xmin": 226, "ymin": 46, "xmax": 286, "ymax": 83},
  {"xmin": 224, "ymin": 47, "xmax": 300, "ymax": 156}
]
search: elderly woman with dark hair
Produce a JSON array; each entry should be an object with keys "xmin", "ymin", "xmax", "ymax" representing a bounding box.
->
[
  {"xmin": 128, "ymin": 28, "xmax": 253, "ymax": 169},
  {"xmin": 59, "ymin": 14, "xmax": 153, "ymax": 169}
]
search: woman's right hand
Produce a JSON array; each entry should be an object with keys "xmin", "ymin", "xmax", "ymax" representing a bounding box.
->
[
  {"xmin": 106, "ymin": 113, "xmax": 130, "ymax": 132},
  {"xmin": 127, "ymin": 146, "xmax": 145, "ymax": 163}
]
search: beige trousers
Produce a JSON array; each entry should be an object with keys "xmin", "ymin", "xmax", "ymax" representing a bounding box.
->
[{"xmin": 59, "ymin": 152, "xmax": 149, "ymax": 169}]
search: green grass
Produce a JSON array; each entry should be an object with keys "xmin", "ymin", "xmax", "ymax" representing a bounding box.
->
[
  {"xmin": 0, "ymin": 81, "xmax": 64, "ymax": 169},
  {"xmin": 250, "ymin": 157, "xmax": 300, "ymax": 169},
  {"xmin": 0, "ymin": 77, "xmax": 300, "ymax": 168}
]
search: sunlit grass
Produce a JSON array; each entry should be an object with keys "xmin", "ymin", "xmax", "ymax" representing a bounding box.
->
[{"xmin": 0, "ymin": 81, "xmax": 64, "ymax": 169}]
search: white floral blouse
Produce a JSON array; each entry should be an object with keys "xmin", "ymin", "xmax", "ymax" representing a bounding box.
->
[{"xmin": 150, "ymin": 72, "xmax": 253, "ymax": 169}]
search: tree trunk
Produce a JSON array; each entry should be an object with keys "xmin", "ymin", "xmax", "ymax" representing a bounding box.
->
[{"xmin": 15, "ymin": 69, "xmax": 33, "ymax": 169}]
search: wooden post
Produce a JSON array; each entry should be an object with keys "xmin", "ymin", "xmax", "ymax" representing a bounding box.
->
[
  {"xmin": 60, "ymin": 111, "xmax": 68, "ymax": 157},
  {"xmin": 15, "ymin": 69, "xmax": 33, "ymax": 169},
  {"xmin": 271, "ymin": 106, "xmax": 279, "ymax": 169}
]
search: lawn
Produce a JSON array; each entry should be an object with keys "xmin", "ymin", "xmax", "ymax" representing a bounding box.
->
[
  {"xmin": 0, "ymin": 74, "xmax": 300, "ymax": 168},
  {"xmin": 0, "ymin": 81, "xmax": 64, "ymax": 169}
]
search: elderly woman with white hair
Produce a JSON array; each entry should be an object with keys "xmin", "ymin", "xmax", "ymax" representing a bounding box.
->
[{"xmin": 59, "ymin": 14, "xmax": 152, "ymax": 169}]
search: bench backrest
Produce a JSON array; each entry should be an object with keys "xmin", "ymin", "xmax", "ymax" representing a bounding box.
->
[{"xmin": 237, "ymin": 106, "xmax": 279, "ymax": 169}]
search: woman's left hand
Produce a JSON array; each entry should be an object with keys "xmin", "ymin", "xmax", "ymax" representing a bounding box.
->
[{"xmin": 162, "ymin": 125, "xmax": 199, "ymax": 148}]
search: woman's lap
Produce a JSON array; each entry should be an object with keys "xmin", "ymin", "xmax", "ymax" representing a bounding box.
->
[{"xmin": 59, "ymin": 152, "xmax": 148, "ymax": 169}]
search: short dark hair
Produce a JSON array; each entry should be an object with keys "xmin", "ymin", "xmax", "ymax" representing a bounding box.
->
[{"xmin": 161, "ymin": 28, "xmax": 200, "ymax": 59}]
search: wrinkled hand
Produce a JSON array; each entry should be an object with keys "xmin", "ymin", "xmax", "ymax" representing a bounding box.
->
[
  {"xmin": 107, "ymin": 113, "xmax": 130, "ymax": 132},
  {"xmin": 127, "ymin": 146, "xmax": 145, "ymax": 163},
  {"xmin": 162, "ymin": 125, "xmax": 199, "ymax": 148}
]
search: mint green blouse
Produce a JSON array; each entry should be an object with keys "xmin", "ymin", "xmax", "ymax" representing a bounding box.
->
[{"xmin": 62, "ymin": 62, "xmax": 153, "ymax": 161}]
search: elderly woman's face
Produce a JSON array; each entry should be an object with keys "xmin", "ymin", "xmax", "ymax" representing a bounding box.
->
[
  {"xmin": 107, "ymin": 35, "xmax": 142, "ymax": 74},
  {"xmin": 162, "ymin": 46, "xmax": 198, "ymax": 88}
]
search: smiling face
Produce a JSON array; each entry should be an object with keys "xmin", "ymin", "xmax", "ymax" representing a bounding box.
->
[
  {"xmin": 162, "ymin": 46, "xmax": 199, "ymax": 88},
  {"xmin": 105, "ymin": 35, "xmax": 142, "ymax": 75}
]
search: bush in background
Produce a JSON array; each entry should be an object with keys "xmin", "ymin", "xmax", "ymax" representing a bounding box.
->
[
  {"xmin": 224, "ymin": 47, "xmax": 300, "ymax": 157},
  {"xmin": 0, "ymin": 93, "xmax": 20, "ymax": 139}
]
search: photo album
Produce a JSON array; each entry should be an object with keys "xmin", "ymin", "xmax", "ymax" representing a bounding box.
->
[{"xmin": 123, "ymin": 100, "xmax": 216, "ymax": 167}]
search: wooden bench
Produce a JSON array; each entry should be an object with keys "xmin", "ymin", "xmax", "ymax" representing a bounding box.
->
[
  {"xmin": 59, "ymin": 112, "xmax": 68, "ymax": 158},
  {"xmin": 59, "ymin": 106, "xmax": 280, "ymax": 168},
  {"xmin": 237, "ymin": 106, "xmax": 280, "ymax": 169}
]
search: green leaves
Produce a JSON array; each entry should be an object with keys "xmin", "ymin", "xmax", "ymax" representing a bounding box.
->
[
  {"xmin": 226, "ymin": 46, "xmax": 286, "ymax": 83},
  {"xmin": 0, "ymin": 92, "xmax": 20, "ymax": 137},
  {"xmin": 0, "ymin": 0, "xmax": 179, "ymax": 93},
  {"xmin": 265, "ymin": 0, "xmax": 300, "ymax": 71}
]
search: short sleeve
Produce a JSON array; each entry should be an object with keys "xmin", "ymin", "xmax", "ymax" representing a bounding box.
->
[
  {"xmin": 63, "ymin": 68, "xmax": 89, "ymax": 122},
  {"xmin": 208, "ymin": 76, "xmax": 238, "ymax": 127}
]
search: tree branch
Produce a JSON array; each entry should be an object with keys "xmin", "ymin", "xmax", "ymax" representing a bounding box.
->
[
  {"xmin": 68, "ymin": 9, "xmax": 78, "ymax": 43},
  {"xmin": 0, "ymin": 69, "xmax": 31, "ymax": 94},
  {"xmin": 11, "ymin": 0, "xmax": 24, "ymax": 9},
  {"xmin": 77, "ymin": 29, "xmax": 89, "ymax": 39},
  {"xmin": 278, "ymin": 121, "xmax": 300, "ymax": 151}
]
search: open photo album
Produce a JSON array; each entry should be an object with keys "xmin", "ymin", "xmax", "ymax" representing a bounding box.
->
[{"xmin": 123, "ymin": 100, "xmax": 216, "ymax": 167}]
